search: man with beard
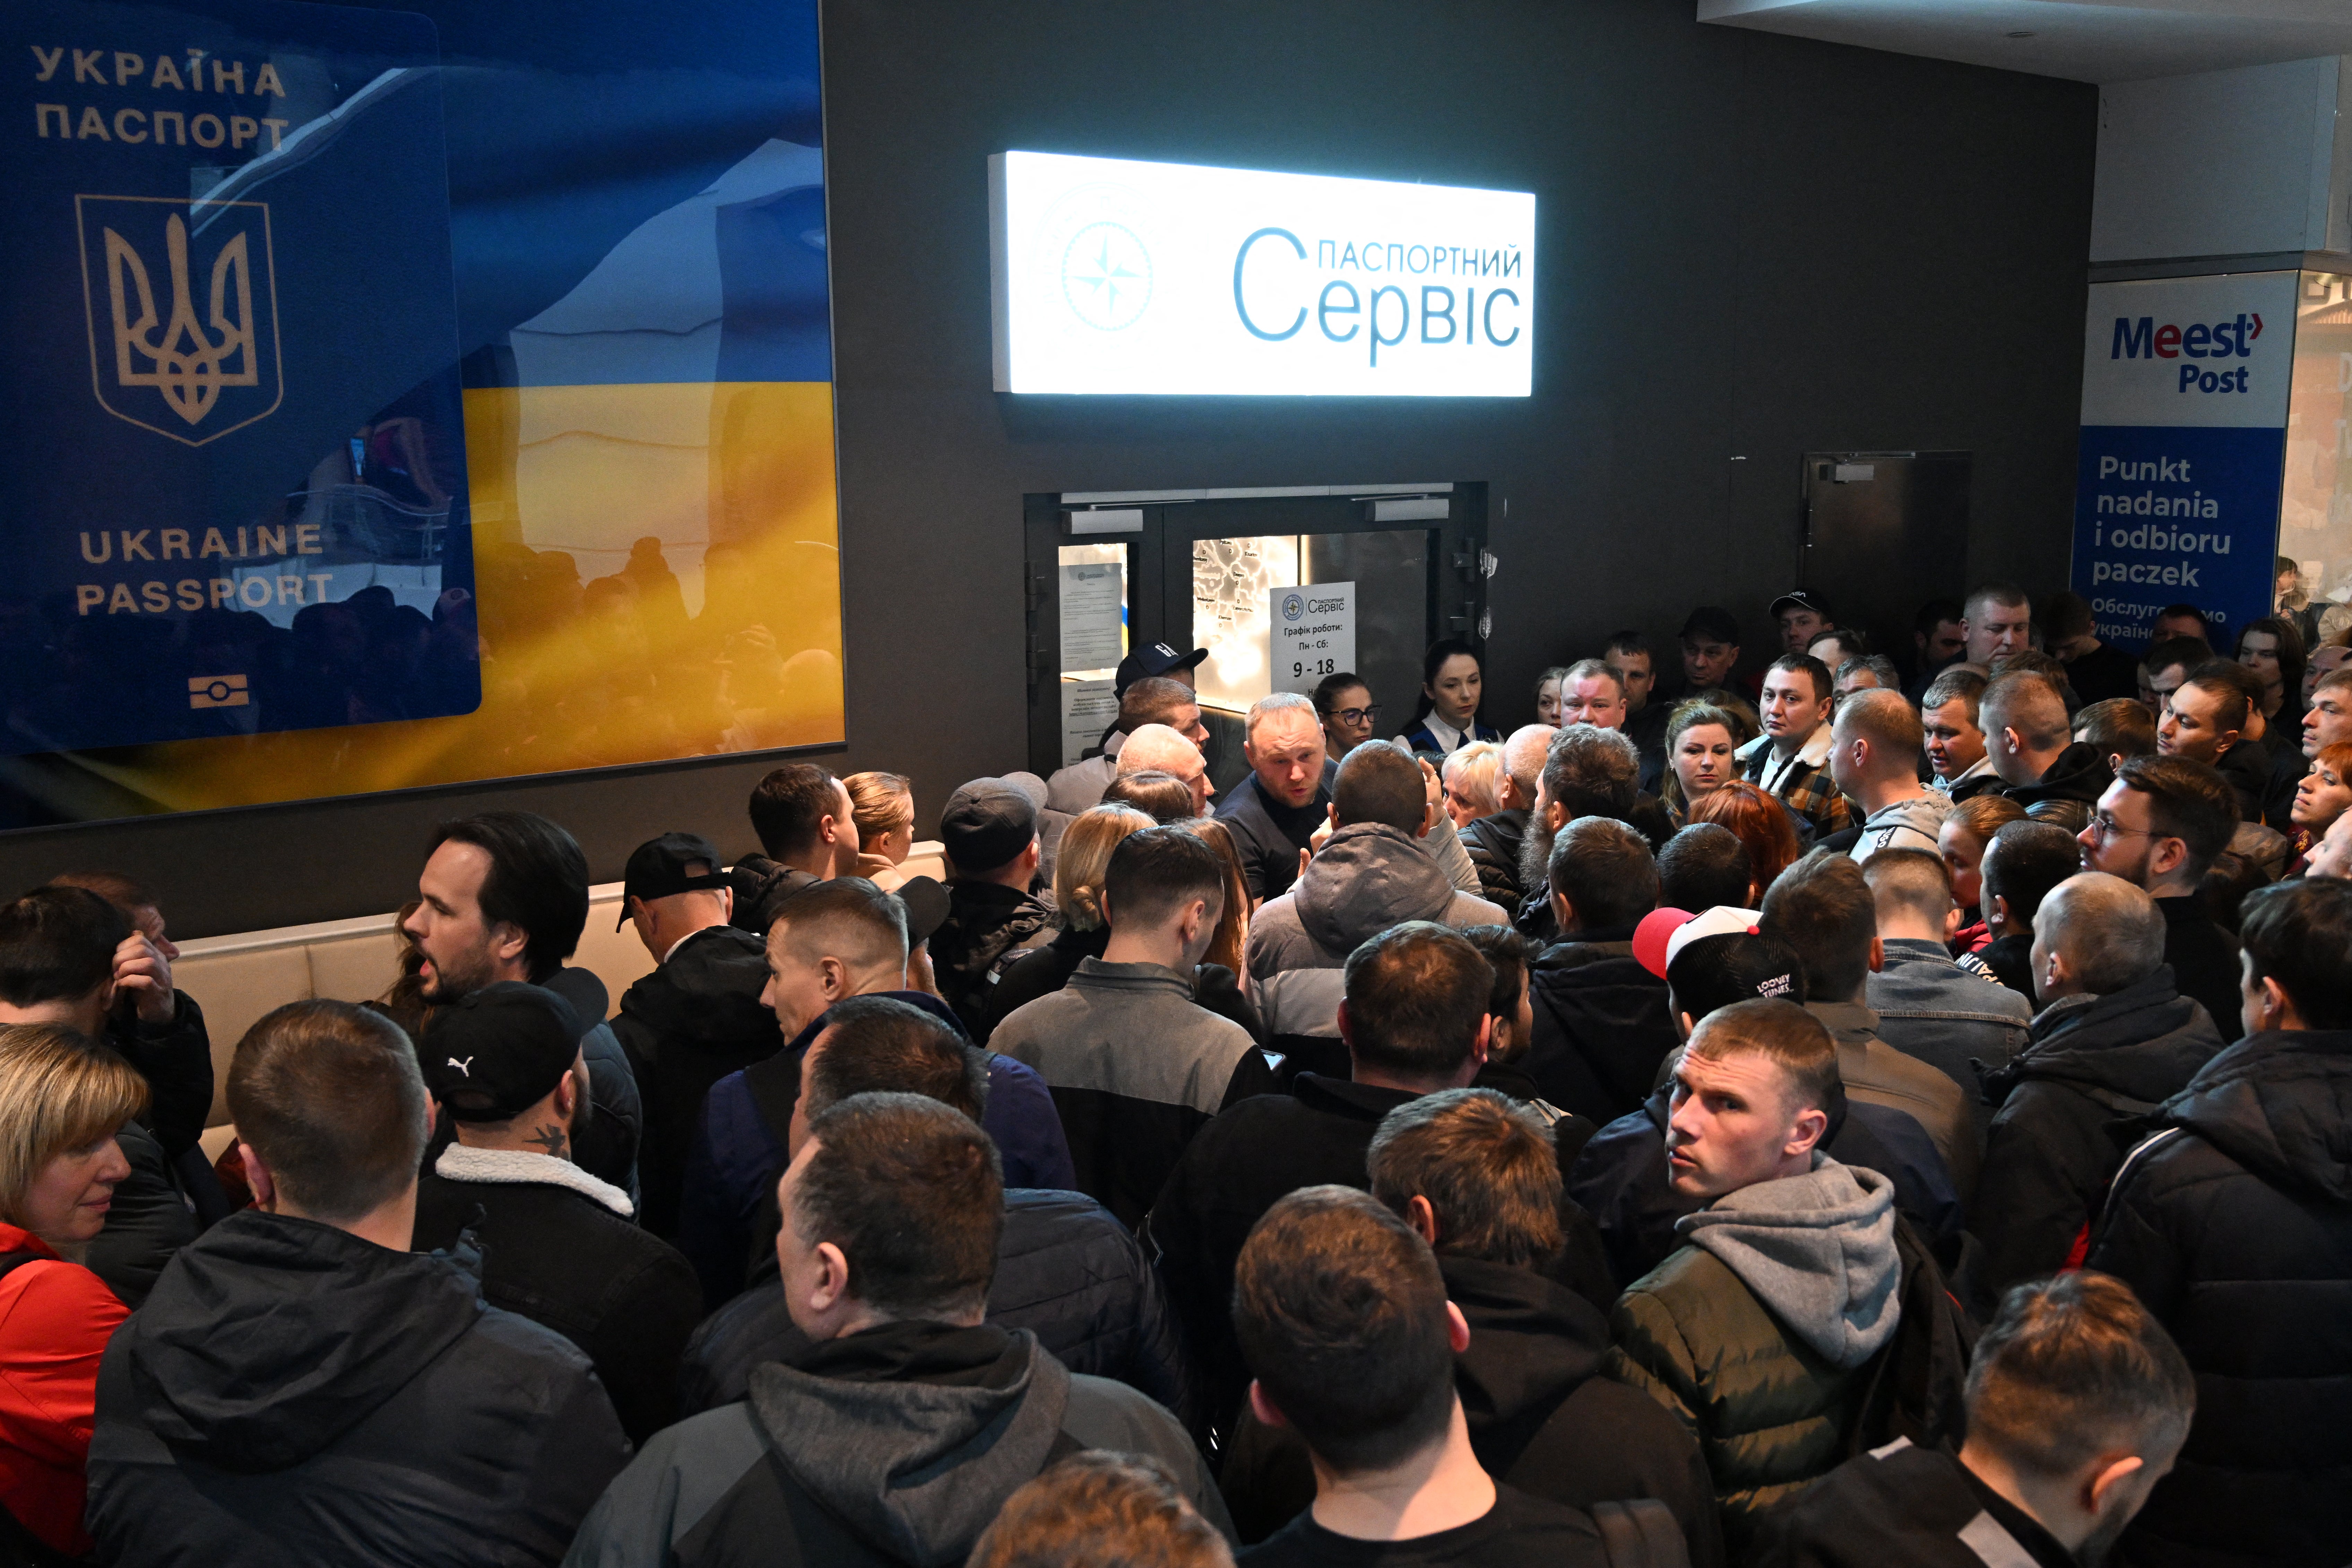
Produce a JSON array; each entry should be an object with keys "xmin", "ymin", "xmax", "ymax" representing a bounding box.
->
[
  {"xmin": 401, "ymin": 811, "xmax": 643, "ymax": 1197},
  {"xmin": 1515, "ymin": 726, "xmax": 1672, "ymax": 944}
]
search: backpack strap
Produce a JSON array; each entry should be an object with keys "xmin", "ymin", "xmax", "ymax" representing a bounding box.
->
[{"xmin": 1589, "ymin": 1500, "xmax": 1691, "ymax": 1568}]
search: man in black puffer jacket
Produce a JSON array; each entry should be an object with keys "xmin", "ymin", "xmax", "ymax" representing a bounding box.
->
[
  {"xmin": 611, "ymin": 832, "xmax": 784, "ymax": 1238},
  {"xmin": 87, "ymin": 1002, "xmax": 628, "ymax": 1566},
  {"xmin": 680, "ymin": 1187, "xmax": 1191, "ymax": 1429},
  {"xmin": 688, "ymin": 994, "xmax": 1183, "ymax": 1420},
  {"xmin": 1523, "ymin": 818, "xmax": 1680, "ymax": 1123},
  {"xmin": 2087, "ymin": 877, "xmax": 2352, "ymax": 1568},
  {"xmin": 1970, "ymin": 873, "xmax": 2223, "ymax": 1302}
]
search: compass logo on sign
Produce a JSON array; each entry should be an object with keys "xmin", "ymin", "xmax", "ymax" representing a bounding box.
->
[
  {"xmin": 1281, "ymin": 592, "xmax": 1306, "ymax": 623},
  {"xmin": 1061, "ymin": 222, "xmax": 1152, "ymax": 331}
]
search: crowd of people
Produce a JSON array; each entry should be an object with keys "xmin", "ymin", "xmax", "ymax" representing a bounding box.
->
[{"xmin": 0, "ymin": 578, "xmax": 2347, "ymax": 1567}]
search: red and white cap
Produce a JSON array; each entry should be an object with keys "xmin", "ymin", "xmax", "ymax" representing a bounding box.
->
[{"xmin": 1632, "ymin": 905, "xmax": 1763, "ymax": 979}]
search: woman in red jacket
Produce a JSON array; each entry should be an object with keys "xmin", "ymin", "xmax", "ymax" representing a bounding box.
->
[{"xmin": 0, "ymin": 1023, "xmax": 145, "ymax": 1557}]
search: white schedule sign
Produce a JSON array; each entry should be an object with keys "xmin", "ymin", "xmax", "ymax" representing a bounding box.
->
[
  {"xmin": 1273, "ymin": 583, "xmax": 1355, "ymax": 696},
  {"xmin": 1060, "ymin": 678, "xmax": 1119, "ymax": 767},
  {"xmin": 991, "ymin": 151, "xmax": 1534, "ymax": 396}
]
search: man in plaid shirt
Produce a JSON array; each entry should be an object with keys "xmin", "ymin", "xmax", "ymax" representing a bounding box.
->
[{"xmin": 1737, "ymin": 653, "xmax": 1852, "ymax": 838}]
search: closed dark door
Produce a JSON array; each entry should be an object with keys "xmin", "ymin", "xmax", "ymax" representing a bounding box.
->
[{"xmin": 1800, "ymin": 451, "xmax": 1972, "ymax": 674}]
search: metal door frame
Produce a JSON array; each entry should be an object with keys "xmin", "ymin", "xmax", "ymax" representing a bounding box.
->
[{"xmin": 1023, "ymin": 484, "xmax": 1489, "ymax": 776}]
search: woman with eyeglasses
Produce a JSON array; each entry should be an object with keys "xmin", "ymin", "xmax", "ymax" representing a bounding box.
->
[{"xmin": 1313, "ymin": 671, "xmax": 1380, "ymax": 766}]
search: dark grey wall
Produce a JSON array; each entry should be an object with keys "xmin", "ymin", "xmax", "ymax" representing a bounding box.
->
[{"xmin": 0, "ymin": 0, "xmax": 2097, "ymax": 938}]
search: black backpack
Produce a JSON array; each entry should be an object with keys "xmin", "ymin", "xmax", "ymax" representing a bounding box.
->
[{"xmin": 1848, "ymin": 1214, "xmax": 1979, "ymax": 1456}]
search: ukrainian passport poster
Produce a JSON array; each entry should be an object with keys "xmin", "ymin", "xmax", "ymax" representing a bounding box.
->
[{"xmin": 1, "ymin": 0, "xmax": 477, "ymax": 756}]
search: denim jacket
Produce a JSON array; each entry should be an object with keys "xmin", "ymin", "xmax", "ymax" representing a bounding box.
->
[{"xmin": 1865, "ymin": 937, "xmax": 2031, "ymax": 1145}]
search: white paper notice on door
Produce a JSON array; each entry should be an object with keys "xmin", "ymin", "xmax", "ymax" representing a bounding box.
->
[
  {"xmin": 1271, "ymin": 582, "xmax": 1356, "ymax": 696},
  {"xmin": 1060, "ymin": 564, "xmax": 1125, "ymax": 672},
  {"xmin": 1060, "ymin": 678, "xmax": 1119, "ymax": 766}
]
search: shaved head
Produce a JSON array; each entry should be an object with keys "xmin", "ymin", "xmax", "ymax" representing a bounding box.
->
[
  {"xmin": 1981, "ymin": 673, "xmax": 2071, "ymax": 753},
  {"xmin": 2034, "ymin": 872, "xmax": 2165, "ymax": 995},
  {"xmin": 1861, "ymin": 847, "xmax": 1953, "ymax": 928},
  {"xmin": 1503, "ymin": 724, "xmax": 1553, "ymax": 803},
  {"xmin": 1833, "ymin": 689, "xmax": 1926, "ymax": 781},
  {"xmin": 1118, "ymin": 723, "xmax": 1202, "ymax": 776}
]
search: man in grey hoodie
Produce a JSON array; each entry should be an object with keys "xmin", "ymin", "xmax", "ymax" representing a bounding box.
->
[
  {"xmin": 1605, "ymin": 999, "xmax": 1903, "ymax": 1557},
  {"xmin": 1829, "ymin": 691, "xmax": 1952, "ymax": 863},
  {"xmin": 565, "ymin": 1093, "xmax": 1226, "ymax": 1568},
  {"xmin": 1247, "ymin": 740, "xmax": 1505, "ymax": 1040}
]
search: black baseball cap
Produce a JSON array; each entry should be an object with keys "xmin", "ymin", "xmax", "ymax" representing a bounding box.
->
[
  {"xmin": 1114, "ymin": 641, "xmax": 1207, "ymax": 694},
  {"xmin": 1664, "ymin": 932, "xmax": 1807, "ymax": 1020},
  {"xmin": 1678, "ymin": 607, "xmax": 1741, "ymax": 646},
  {"xmin": 421, "ymin": 982, "xmax": 585, "ymax": 1123},
  {"xmin": 940, "ymin": 778, "xmax": 1039, "ymax": 873},
  {"xmin": 618, "ymin": 831, "xmax": 730, "ymax": 930},
  {"xmin": 1770, "ymin": 590, "xmax": 1830, "ymax": 621}
]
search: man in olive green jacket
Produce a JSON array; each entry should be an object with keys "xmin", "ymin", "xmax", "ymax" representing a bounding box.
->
[{"xmin": 1604, "ymin": 998, "xmax": 1902, "ymax": 1556}]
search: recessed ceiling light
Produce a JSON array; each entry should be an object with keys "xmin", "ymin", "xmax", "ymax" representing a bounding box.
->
[{"xmin": 2005, "ymin": 29, "xmax": 2034, "ymax": 37}]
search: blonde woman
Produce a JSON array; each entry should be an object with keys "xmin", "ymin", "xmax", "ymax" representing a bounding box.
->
[
  {"xmin": 1661, "ymin": 701, "xmax": 1752, "ymax": 826},
  {"xmin": 844, "ymin": 771, "xmax": 916, "ymax": 890},
  {"xmin": 1441, "ymin": 741, "xmax": 1504, "ymax": 830},
  {"xmin": 0, "ymin": 1023, "xmax": 146, "ymax": 1557},
  {"xmin": 987, "ymin": 807, "xmax": 1264, "ymax": 1042}
]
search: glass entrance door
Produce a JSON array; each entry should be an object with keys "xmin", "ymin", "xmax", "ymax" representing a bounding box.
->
[{"xmin": 1023, "ymin": 487, "xmax": 1487, "ymax": 779}]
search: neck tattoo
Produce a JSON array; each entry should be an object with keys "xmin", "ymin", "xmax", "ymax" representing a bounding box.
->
[{"xmin": 525, "ymin": 1123, "xmax": 568, "ymax": 1160}]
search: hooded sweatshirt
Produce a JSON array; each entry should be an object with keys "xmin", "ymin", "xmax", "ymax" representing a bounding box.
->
[
  {"xmin": 1848, "ymin": 792, "xmax": 1953, "ymax": 863},
  {"xmin": 563, "ymin": 1321, "xmax": 1228, "ymax": 1568},
  {"xmin": 1676, "ymin": 1158, "xmax": 1901, "ymax": 1368},
  {"xmin": 1970, "ymin": 967, "xmax": 2223, "ymax": 1296},
  {"xmin": 2087, "ymin": 1030, "xmax": 2352, "ymax": 1568},
  {"xmin": 1245, "ymin": 823, "xmax": 1506, "ymax": 1037},
  {"xmin": 86, "ymin": 1209, "xmax": 629, "ymax": 1566},
  {"xmin": 1606, "ymin": 1156, "xmax": 1902, "ymax": 1553},
  {"xmin": 612, "ymin": 922, "xmax": 783, "ymax": 1238}
]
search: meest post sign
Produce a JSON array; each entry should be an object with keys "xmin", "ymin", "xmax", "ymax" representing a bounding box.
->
[
  {"xmin": 2072, "ymin": 273, "xmax": 2298, "ymax": 646},
  {"xmin": 991, "ymin": 151, "xmax": 1535, "ymax": 396}
]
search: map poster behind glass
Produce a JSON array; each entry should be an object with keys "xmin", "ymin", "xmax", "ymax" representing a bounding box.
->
[{"xmin": 0, "ymin": 0, "xmax": 475, "ymax": 767}]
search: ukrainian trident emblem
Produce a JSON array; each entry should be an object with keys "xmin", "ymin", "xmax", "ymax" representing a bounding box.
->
[{"xmin": 76, "ymin": 195, "xmax": 282, "ymax": 446}]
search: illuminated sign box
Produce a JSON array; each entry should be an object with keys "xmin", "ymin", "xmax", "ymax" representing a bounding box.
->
[{"xmin": 990, "ymin": 151, "xmax": 1535, "ymax": 396}]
